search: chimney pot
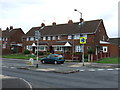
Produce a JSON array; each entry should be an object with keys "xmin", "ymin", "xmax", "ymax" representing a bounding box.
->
[
  {"xmin": 6, "ymin": 27, "xmax": 9, "ymax": 30},
  {"xmin": 68, "ymin": 20, "xmax": 73, "ymax": 24},
  {"xmin": 41, "ymin": 23, "xmax": 45, "ymax": 27},
  {"xmin": 10, "ymin": 26, "xmax": 13, "ymax": 30},
  {"xmin": 52, "ymin": 22, "xmax": 56, "ymax": 26}
]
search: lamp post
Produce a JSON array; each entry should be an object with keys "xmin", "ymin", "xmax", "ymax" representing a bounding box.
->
[
  {"xmin": 74, "ymin": 9, "xmax": 84, "ymax": 66},
  {"xmin": 35, "ymin": 31, "xmax": 40, "ymax": 68},
  {"xmin": 74, "ymin": 9, "xmax": 82, "ymax": 19}
]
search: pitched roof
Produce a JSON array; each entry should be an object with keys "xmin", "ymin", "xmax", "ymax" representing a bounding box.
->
[
  {"xmin": 24, "ymin": 19, "xmax": 102, "ymax": 37},
  {"xmin": 2, "ymin": 28, "xmax": 23, "ymax": 38},
  {"xmin": 109, "ymin": 38, "xmax": 120, "ymax": 45}
]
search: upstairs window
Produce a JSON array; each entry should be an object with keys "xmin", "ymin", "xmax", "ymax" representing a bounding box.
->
[
  {"xmin": 48, "ymin": 36, "xmax": 51, "ymax": 40},
  {"xmin": 0, "ymin": 37, "xmax": 2, "ymax": 41},
  {"xmin": 6, "ymin": 38, "xmax": 8, "ymax": 41},
  {"xmin": 68, "ymin": 35, "xmax": 72, "ymax": 39},
  {"xmin": 26, "ymin": 37, "xmax": 29, "ymax": 41},
  {"xmin": 74, "ymin": 34, "xmax": 80, "ymax": 39},
  {"xmin": 52, "ymin": 36, "xmax": 56, "ymax": 40},
  {"xmin": 58, "ymin": 36, "xmax": 61, "ymax": 40},
  {"xmin": 2, "ymin": 38, "xmax": 4, "ymax": 41},
  {"xmin": 43, "ymin": 37, "xmax": 46, "ymax": 40},
  {"xmin": 30, "ymin": 37, "xmax": 34, "ymax": 41}
]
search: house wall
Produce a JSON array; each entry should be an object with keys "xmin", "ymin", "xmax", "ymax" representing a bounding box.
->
[
  {"xmin": 109, "ymin": 44, "xmax": 120, "ymax": 57},
  {"xmin": 2, "ymin": 29, "xmax": 25, "ymax": 55}
]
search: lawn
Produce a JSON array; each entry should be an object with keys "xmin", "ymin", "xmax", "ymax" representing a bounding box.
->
[
  {"xmin": 2, "ymin": 54, "xmax": 37, "ymax": 60},
  {"xmin": 95, "ymin": 57, "xmax": 120, "ymax": 64}
]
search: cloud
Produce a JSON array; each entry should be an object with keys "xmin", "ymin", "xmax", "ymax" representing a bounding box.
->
[{"xmin": 0, "ymin": 0, "xmax": 119, "ymax": 38}]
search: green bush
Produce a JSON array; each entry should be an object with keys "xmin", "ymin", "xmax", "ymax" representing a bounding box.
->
[
  {"xmin": 87, "ymin": 48, "xmax": 95, "ymax": 54},
  {"xmin": 38, "ymin": 51, "xmax": 44, "ymax": 56},
  {"xmin": 24, "ymin": 50, "xmax": 30, "ymax": 54}
]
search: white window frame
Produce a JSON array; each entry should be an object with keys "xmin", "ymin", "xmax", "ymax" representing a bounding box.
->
[
  {"xmin": 68, "ymin": 35, "xmax": 72, "ymax": 39},
  {"xmin": 6, "ymin": 38, "xmax": 8, "ymax": 41},
  {"xmin": 2, "ymin": 38, "xmax": 4, "ymax": 41},
  {"xmin": 26, "ymin": 37, "xmax": 29, "ymax": 41},
  {"xmin": 58, "ymin": 36, "xmax": 61, "ymax": 40},
  {"xmin": 53, "ymin": 45, "xmax": 63, "ymax": 51},
  {"xmin": 43, "ymin": 36, "xmax": 46, "ymax": 40},
  {"xmin": 30, "ymin": 37, "xmax": 34, "ymax": 41},
  {"xmin": 75, "ymin": 45, "xmax": 83, "ymax": 52},
  {"xmin": 2, "ymin": 44, "xmax": 6, "ymax": 48},
  {"xmin": 74, "ymin": 34, "xmax": 80, "ymax": 39},
  {"xmin": 26, "ymin": 45, "xmax": 32, "ymax": 51},
  {"xmin": 103, "ymin": 46, "xmax": 108, "ymax": 53},
  {"xmin": 0, "ymin": 37, "xmax": 1, "ymax": 41},
  {"xmin": 52, "ymin": 36, "xmax": 56, "ymax": 40},
  {"xmin": 48, "ymin": 36, "xmax": 51, "ymax": 40},
  {"xmin": 39, "ymin": 45, "xmax": 47, "ymax": 51}
]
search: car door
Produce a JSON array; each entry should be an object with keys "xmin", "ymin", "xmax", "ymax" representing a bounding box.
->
[
  {"xmin": 49, "ymin": 54, "xmax": 56, "ymax": 63},
  {"xmin": 46, "ymin": 55, "xmax": 51, "ymax": 63}
]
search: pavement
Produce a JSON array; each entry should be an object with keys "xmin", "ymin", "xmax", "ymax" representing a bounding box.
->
[
  {"xmin": 17, "ymin": 61, "xmax": 120, "ymax": 74},
  {"xmin": 0, "ymin": 75, "xmax": 32, "ymax": 89}
]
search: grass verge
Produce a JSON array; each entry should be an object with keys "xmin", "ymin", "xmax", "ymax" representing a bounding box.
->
[{"xmin": 95, "ymin": 57, "xmax": 120, "ymax": 64}]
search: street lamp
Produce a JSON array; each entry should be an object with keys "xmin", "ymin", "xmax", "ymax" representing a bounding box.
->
[
  {"xmin": 35, "ymin": 31, "xmax": 41, "ymax": 68},
  {"xmin": 74, "ymin": 9, "xmax": 84, "ymax": 66},
  {"xmin": 74, "ymin": 9, "xmax": 82, "ymax": 19}
]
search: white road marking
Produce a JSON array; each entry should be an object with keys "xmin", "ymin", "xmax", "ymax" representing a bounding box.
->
[
  {"xmin": 79, "ymin": 70, "xmax": 85, "ymax": 72},
  {"xmin": 106, "ymin": 69, "xmax": 114, "ymax": 71},
  {"xmin": 10, "ymin": 67, "xmax": 16, "ymax": 69},
  {"xmin": 4, "ymin": 66, "xmax": 8, "ymax": 68},
  {"xmin": 115, "ymin": 68, "xmax": 120, "ymax": 70},
  {"xmin": 2, "ymin": 66, "xmax": 7, "ymax": 67},
  {"xmin": 97, "ymin": 69, "xmax": 105, "ymax": 71},
  {"xmin": 19, "ymin": 78, "xmax": 33, "ymax": 90},
  {"xmin": 88, "ymin": 69, "xmax": 96, "ymax": 72}
]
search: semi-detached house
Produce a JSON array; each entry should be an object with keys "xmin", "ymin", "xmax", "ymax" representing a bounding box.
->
[
  {"xmin": 22, "ymin": 19, "xmax": 116, "ymax": 61},
  {"xmin": 1, "ymin": 26, "xmax": 25, "ymax": 55}
]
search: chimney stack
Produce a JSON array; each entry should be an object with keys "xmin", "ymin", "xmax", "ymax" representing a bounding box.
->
[
  {"xmin": 10, "ymin": 26, "xmax": 13, "ymax": 30},
  {"xmin": 52, "ymin": 22, "xmax": 56, "ymax": 26},
  {"xmin": 6, "ymin": 27, "xmax": 9, "ymax": 30},
  {"xmin": 68, "ymin": 20, "xmax": 73, "ymax": 24},
  {"xmin": 41, "ymin": 23, "xmax": 45, "ymax": 27}
]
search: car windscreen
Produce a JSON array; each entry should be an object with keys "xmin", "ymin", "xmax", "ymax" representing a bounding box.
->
[{"xmin": 54, "ymin": 55, "xmax": 63, "ymax": 57}]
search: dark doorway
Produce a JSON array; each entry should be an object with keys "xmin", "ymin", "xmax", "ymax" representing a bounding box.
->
[{"xmin": 49, "ymin": 46, "xmax": 54, "ymax": 54}]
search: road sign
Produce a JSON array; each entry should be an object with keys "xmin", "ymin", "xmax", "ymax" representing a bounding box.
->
[
  {"xmin": 35, "ymin": 31, "xmax": 41, "ymax": 40},
  {"xmin": 80, "ymin": 37, "xmax": 87, "ymax": 44}
]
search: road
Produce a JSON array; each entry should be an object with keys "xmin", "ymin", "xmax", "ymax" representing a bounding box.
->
[{"xmin": 1, "ymin": 58, "xmax": 119, "ymax": 88}]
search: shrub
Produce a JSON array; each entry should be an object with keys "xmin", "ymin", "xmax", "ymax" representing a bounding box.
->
[
  {"xmin": 38, "ymin": 51, "xmax": 44, "ymax": 56},
  {"xmin": 87, "ymin": 48, "xmax": 95, "ymax": 54},
  {"xmin": 24, "ymin": 50, "xmax": 30, "ymax": 54}
]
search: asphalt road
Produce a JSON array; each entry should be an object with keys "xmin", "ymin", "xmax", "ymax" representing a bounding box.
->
[{"xmin": 1, "ymin": 58, "xmax": 119, "ymax": 88}]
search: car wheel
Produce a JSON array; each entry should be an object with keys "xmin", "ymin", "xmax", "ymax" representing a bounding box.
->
[
  {"xmin": 61, "ymin": 62, "xmax": 64, "ymax": 64},
  {"xmin": 54, "ymin": 61, "xmax": 57, "ymax": 64},
  {"xmin": 41, "ymin": 60, "xmax": 45, "ymax": 64}
]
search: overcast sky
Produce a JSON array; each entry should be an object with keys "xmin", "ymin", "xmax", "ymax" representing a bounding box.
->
[{"xmin": 0, "ymin": 0, "xmax": 119, "ymax": 38}]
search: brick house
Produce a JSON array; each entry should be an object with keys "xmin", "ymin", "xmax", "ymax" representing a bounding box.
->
[
  {"xmin": 22, "ymin": 19, "xmax": 113, "ymax": 61},
  {"xmin": 1, "ymin": 26, "xmax": 25, "ymax": 55},
  {"xmin": 109, "ymin": 38, "xmax": 120, "ymax": 57}
]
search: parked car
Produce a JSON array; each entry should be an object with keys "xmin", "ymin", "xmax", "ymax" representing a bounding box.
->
[{"xmin": 41, "ymin": 54, "xmax": 65, "ymax": 64}]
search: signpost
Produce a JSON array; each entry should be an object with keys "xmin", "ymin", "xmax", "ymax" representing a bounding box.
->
[
  {"xmin": 80, "ymin": 37, "xmax": 87, "ymax": 66},
  {"xmin": 35, "ymin": 31, "xmax": 41, "ymax": 68}
]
